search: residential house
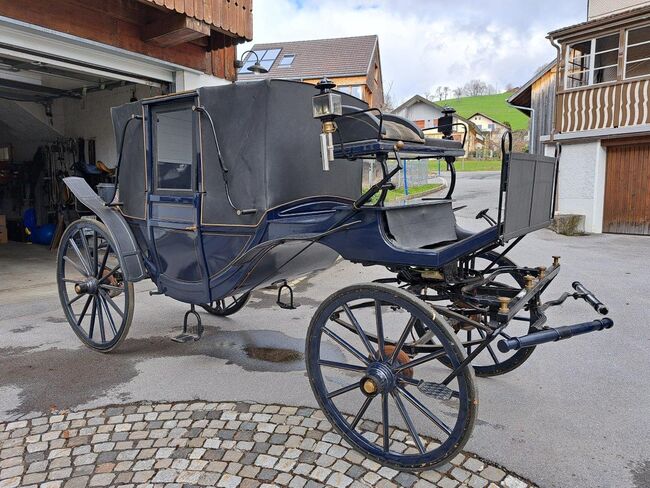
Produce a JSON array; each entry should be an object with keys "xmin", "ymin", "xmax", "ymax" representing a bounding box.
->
[
  {"xmin": 507, "ymin": 60, "xmax": 558, "ymax": 155},
  {"xmin": 547, "ymin": 0, "xmax": 650, "ymax": 235},
  {"xmin": 392, "ymin": 95, "xmax": 485, "ymax": 157},
  {"xmin": 0, "ymin": 0, "xmax": 252, "ymax": 236},
  {"xmin": 237, "ymin": 35, "xmax": 384, "ymax": 108}
]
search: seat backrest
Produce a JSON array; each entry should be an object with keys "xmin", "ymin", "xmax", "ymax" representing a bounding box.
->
[{"xmin": 383, "ymin": 201, "xmax": 457, "ymax": 250}]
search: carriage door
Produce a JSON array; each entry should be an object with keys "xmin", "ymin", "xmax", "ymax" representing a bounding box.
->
[{"xmin": 146, "ymin": 98, "xmax": 210, "ymax": 304}]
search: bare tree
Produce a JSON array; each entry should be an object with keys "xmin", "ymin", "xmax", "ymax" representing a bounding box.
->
[
  {"xmin": 462, "ymin": 79, "xmax": 489, "ymax": 97},
  {"xmin": 380, "ymin": 81, "xmax": 395, "ymax": 112},
  {"xmin": 452, "ymin": 87, "xmax": 463, "ymax": 99}
]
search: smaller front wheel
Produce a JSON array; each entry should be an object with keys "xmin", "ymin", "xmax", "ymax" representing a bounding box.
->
[
  {"xmin": 57, "ymin": 219, "xmax": 134, "ymax": 352},
  {"xmin": 200, "ymin": 293, "xmax": 250, "ymax": 316},
  {"xmin": 306, "ymin": 283, "xmax": 477, "ymax": 471}
]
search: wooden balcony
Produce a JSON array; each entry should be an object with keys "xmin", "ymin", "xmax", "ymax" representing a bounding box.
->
[{"xmin": 556, "ymin": 78, "xmax": 650, "ymax": 134}]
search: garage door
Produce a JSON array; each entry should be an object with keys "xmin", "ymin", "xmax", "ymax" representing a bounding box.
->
[{"xmin": 603, "ymin": 143, "xmax": 650, "ymax": 235}]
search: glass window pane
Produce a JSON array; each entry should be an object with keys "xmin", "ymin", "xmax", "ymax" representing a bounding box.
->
[
  {"xmin": 566, "ymin": 70, "xmax": 589, "ymax": 88},
  {"xmin": 627, "ymin": 42, "xmax": 650, "ymax": 62},
  {"xmin": 156, "ymin": 110, "xmax": 193, "ymax": 190},
  {"xmin": 628, "ymin": 25, "xmax": 650, "ymax": 45},
  {"xmin": 626, "ymin": 59, "xmax": 650, "ymax": 77},
  {"xmin": 239, "ymin": 50, "xmax": 267, "ymax": 73},
  {"xmin": 595, "ymin": 49, "xmax": 618, "ymax": 68},
  {"xmin": 593, "ymin": 66, "xmax": 617, "ymax": 83},
  {"xmin": 263, "ymin": 48, "xmax": 281, "ymax": 61},
  {"xmin": 279, "ymin": 54, "xmax": 295, "ymax": 66},
  {"xmin": 596, "ymin": 34, "xmax": 619, "ymax": 52}
]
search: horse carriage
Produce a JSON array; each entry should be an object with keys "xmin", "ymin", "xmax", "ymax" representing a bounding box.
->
[{"xmin": 57, "ymin": 79, "xmax": 613, "ymax": 470}]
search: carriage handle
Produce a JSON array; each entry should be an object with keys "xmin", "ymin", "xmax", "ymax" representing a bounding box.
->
[
  {"xmin": 105, "ymin": 114, "xmax": 143, "ymax": 205},
  {"xmin": 193, "ymin": 105, "xmax": 257, "ymax": 216}
]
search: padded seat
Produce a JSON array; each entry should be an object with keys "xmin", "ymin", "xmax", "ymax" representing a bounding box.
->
[
  {"xmin": 424, "ymin": 137, "xmax": 463, "ymax": 151},
  {"xmin": 382, "ymin": 200, "xmax": 459, "ymax": 250}
]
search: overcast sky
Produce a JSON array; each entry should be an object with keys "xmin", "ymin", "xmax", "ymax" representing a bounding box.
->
[{"xmin": 240, "ymin": 0, "xmax": 587, "ymax": 103}]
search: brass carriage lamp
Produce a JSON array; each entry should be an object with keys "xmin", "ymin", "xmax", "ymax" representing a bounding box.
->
[
  {"xmin": 234, "ymin": 50, "xmax": 269, "ymax": 74},
  {"xmin": 312, "ymin": 78, "xmax": 342, "ymax": 171}
]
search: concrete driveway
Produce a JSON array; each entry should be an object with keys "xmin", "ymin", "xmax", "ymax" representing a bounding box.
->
[{"xmin": 1, "ymin": 172, "xmax": 648, "ymax": 488}]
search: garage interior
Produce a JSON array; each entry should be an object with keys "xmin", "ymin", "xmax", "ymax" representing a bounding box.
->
[{"xmin": 0, "ymin": 49, "xmax": 168, "ymax": 248}]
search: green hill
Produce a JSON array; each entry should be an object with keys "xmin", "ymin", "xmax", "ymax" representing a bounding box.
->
[{"xmin": 444, "ymin": 92, "xmax": 529, "ymax": 131}]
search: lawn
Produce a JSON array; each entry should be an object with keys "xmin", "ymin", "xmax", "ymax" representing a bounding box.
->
[
  {"xmin": 385, "ymin": 182, "xmax": 442, "ymax": 202},
  {"xmin": 444, "ymin": 92, "xmax": 528, "ymax": 131},
  {"xmin": 428, "ymin": 159, "xmax": 502, "ymax": 173}
]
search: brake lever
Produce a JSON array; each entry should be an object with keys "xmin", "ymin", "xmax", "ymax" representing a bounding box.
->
[{"xmin": 476, "ymin": 208, "xmax": 496, "ymax": 225}]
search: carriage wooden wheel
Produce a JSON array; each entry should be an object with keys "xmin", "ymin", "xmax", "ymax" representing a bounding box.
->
[
  {"xmin": 306, "ymin": 283, "xmax": 477, "ymax": 471},
  {"xmin": 57, "ymin": 219, "xmax": 134, "ymax": 352}
]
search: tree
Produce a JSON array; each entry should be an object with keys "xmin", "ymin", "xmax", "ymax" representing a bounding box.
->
[
  {"xmin": 462, "ymin": 79, "xmax": 489, "ymax": 97},
  {"xmin": 379, "ymin": 81, "xmax": 395, "ymax": 112},
  {"xmin": 452, "ymin": 87, "xmax": 463, "ymax": 99}
]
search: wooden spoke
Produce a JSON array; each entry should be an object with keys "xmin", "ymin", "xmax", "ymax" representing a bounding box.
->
[
  {"xmin": 327, "ymin": 382, "xmax": 359, "ymax": 399},
  {"xmin": 390, "ymin": 316, "xmax": 417, "ymax": 365},
  {"xmin": 374, "ymin": 300, "xmax": 386, "ymax": 360},
  {"xmin": 343, "ymin": 304, "xmax": 377, "ymax": 360},
  {"xmin": 318, "ymin": 360, "xmax": 366, "ymax": 373},
  {"xmin": 381, "ymin": 392, "xmax": 390, "ymax": 452},
  {"xmin": 394, "ymin": 350, "xmax": 447, "ymax": 373},
  {"xmin": 99, "ymin": 295, "xmax": 118, "ymax": 336},
  {"xmin": 323, "ymin": 327, "xmax": 369, "ymax": 366},
  {"xmin": 67, "ymin": 293, "xmax": 85, "ymax": 307},
  {"xmin": 68, "ymin": 237, "xmax": 92, "ymax": 276},
  {"xmin": 63, "ymin": 255, "xmax": 88, "ymax": 277},
  {"xmin": 98, "ymin": 264, "xmax": 121, "ymax": 285},
  {"xmin": 76, "ymin": 296, "xmax": 93, "ymax": 327},
  {"xmin": 88, "ymin": 299, "xmax": 97, "ymax": 339},
  {"xmin": 397, "ymin": 385, "xmax": 452, "ymax": 436},
  {"xmin": 96, "ymin": 297, "xmax": 106, "ymax": 343},
  {"xmin": 351, "ymin": 396, "xmax": 373, "ymax": 430},
  {"xmin": 392, "ymin": 391, "xmax": 426, "ymax": 454},
  {"xmin": 99, "ymin": 290, "xmax": 125, "ymax": 319}
]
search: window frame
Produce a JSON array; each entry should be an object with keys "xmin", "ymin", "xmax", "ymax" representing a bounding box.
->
[
  {"xmin": 624, "ymin": 23, "xmax": 650, "ymax": 80},
  {"xmin": 278, "ymin": 54, "xmax": 295, "ymax": 67},
  {"xmin": 152, "ymin": 101, "xmax": 198, "ymax": 194},
  {"xmin": 564, "ymin": 33, "xmax": 620, "ymax": 90}
]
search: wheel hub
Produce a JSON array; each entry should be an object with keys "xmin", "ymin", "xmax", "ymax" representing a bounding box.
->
[
  {"xmin": 74, "ymin": 278, "xmax": 99, "ymax": 295},
  {"xmin": 360, "ymin": 362, "xmax": 395, "ymax": 396}
]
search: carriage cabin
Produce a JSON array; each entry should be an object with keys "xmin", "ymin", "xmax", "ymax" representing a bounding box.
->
[{"xmin": 547, "ymin": 1, "xmax": 650, "ymax": 235}]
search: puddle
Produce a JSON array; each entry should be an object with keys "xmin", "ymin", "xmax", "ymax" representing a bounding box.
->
[
  {"xmin": 245, "ymin": 346, "xmax": 303, "ymax": 363},
  {"xmin": 10, "ymin": 325, "xmax": 35, "ymax": 333},
  {"xmin": 0, "ymin": 328, "xmax": 343, "ymax": 417}
]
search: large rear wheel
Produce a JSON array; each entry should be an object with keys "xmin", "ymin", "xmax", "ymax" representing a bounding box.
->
[
  {"xmin": 57, "ymin": 218, "xmax": 134, "ymax": 352},
  {"xmin": 200, "ymin": 293, "xmax": 250, "ymax": 316},
  {"xmin": 306, "ymin": 283, "xmax": 476, "ymax": 471}
]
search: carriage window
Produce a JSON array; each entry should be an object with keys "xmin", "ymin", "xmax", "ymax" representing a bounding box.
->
[{"xmin": 155, "ymin": 109, "xmax": 193, "ymax": 191}]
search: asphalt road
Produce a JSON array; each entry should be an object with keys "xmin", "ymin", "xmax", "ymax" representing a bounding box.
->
[{"xmin": 1, "ymin": 172, "xmax": 649, "ymax": 488}]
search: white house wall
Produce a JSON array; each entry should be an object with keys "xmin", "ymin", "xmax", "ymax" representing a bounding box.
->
[
  {"xmin": 556, "ymin": 141, "xmax": 607, "ymax": 233},
  {"xmin": 394, "ymin": 102, "xmax": 442, "ymax": 128}
]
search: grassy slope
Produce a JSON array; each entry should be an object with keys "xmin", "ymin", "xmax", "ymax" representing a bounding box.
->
[{"xmin": 444, "ymin": 92, "xmax": 528, "ymax": 131}]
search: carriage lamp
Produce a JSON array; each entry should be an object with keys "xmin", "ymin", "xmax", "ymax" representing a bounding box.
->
[
  {"xmin": 437, "ymin": 107, "xmax": 456, "ymax": 139},
  {"xmin": 313, "ymin": 78, "xmax": 342, "ymax": 171},
  {"xmin": 235, "ymin": 50, "xmax": 269, "ymax": 74}
]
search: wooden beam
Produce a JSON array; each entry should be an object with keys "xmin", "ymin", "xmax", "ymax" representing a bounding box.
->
[{"xmin": 142, "ymin": 14, "xmax": 210, "ymax": 47}]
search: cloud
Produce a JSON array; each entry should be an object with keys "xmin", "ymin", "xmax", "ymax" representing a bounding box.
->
[{"xmin": 242, "ymin": 0, "xmax": 586, "ymax": 102}]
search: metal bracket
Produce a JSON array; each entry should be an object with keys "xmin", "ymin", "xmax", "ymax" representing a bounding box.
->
[
  {"xmin": 172, "ymin": 304, "xmax": 204, "ymax": 343},
  {"xmin": 276, "ymin": 282, "xmax": 299, "ymax": 310}
]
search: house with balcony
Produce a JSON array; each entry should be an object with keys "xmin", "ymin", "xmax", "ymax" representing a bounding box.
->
[
  {"xmin": 546, "ymin": 0, "xmax": 650, "ymax": 235},
  {"xmin": 237, "ymin": 35, "xmax": 384, "ymax": 108}
]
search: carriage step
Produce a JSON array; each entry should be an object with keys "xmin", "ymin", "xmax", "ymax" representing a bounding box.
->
[
  {"xmin": 172, "ymin": 305, "xmax": 203, "ymax": 343},
  {"xmin": 417, "ymin": 382, "xmax": 454, "ymax": 400}
]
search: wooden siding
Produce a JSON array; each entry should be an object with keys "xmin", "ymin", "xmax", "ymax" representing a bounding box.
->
[
  {"xmin": 0, "ymin": 0, "xmax": 242, "ymax": 80},
  {"xmin": 603, "ymin": 142, "xmax": 650, "ymax": 234},
  {"xmin": 556, "ymin": 79, "xmax": 650, "ymax": 133},
  {"xmin": 530, "ymin": 67, "xmax": 556, "ymax": 154},
  {"xmin": 139, "ymin": 0, "xmax": 252, "ymax": 40}
]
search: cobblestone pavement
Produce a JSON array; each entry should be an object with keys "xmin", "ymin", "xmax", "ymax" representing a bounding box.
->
[{"xmin": 0, "ymin": 401, "xmax": 537, "ymax": 488}]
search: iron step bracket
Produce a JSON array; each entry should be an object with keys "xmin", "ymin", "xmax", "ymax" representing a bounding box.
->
[
  {"xmin": 172, "ymin": 304, "xmax": 204, "ymax": 343},
  {"xmin": 276, "ymin": 281, "xmax": 299, "ymax": 310}
]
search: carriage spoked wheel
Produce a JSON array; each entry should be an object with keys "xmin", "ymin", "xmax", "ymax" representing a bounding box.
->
[
  {"xmin": 413, "ymin": 251, "xmax": 540, "ymax": 378},
  {"xmin": 200, "ymin": 293, "xmax": 251, "ymax": 316},
  {"xmin": 57, "ymin": 219, "xmax": 134, "ymax": 352},
  {"xmin": 306, "ymin": 283, "xmax": 477, "ymax": 471}
]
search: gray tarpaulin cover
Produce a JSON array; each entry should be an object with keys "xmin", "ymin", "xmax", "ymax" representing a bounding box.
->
[{"xmin": 111, "ymin": 80, "xmax": 365, "ymax": 225}]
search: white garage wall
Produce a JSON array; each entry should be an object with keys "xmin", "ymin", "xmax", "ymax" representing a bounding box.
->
[
  {"xmin": 58, "ymin": 84, "xmax": 162, "ymax": 167},
  {"xmin": 556, "ymin": 140, "xmax": 607, "ymax": 233}
]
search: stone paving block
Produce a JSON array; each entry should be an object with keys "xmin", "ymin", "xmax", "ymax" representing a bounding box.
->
[{"xmin": 502, "ymin": 475, "xmax": 528, "ymax": 488}]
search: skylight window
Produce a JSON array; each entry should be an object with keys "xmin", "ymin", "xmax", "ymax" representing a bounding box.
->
[
  {"xmin": 239, "ymin": 48, "xmax": 281, "ymax": 74},
  {"xmin": 279, "ymin": 54, "xmax": 295, "ymax": 67}
]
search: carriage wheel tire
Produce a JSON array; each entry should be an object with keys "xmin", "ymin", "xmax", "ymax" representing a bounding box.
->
[
  {"xmin": 57, "ymin": 218, "xmax": 134, "ymax": 353},
  {"xmin": 199, "ymin": 293, "xmax": 251, "ymax": 316},
  {"xmin": 306, "ymin": 283, "xmax": 477, "ymax": 471}
]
